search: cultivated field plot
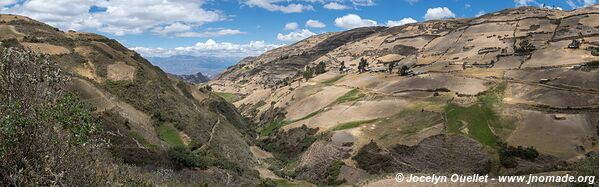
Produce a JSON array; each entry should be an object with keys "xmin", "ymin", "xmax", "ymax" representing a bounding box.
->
[
  {"xmin": 506, "ymin": 84, "xmax": 599, "ymax": 108},
  {"xmin": 505, "ymin": 68, "xmax": 599, "ymax": 91},
  {"xmin": 522, "ymin": 40, "xmax": 598, "ymax": 68},
  {"xmin": 553, "ymin": 14, "xmax": 599, "ymax": 41},
  {"xmin": 21, "ymin": 42, "xmax": 70, "ymax": 55},
  {"xmin": 378, "ymin": 74, "xmax": 489, "ymax": 96},
  {"xmin": 284, "ymin": 98, "xmax": 409, "ymax": 132},
  {"xmin": 285, "ymin": 86, "xmax": 352, "ymax": 121},
  {"xmin": 506, "ymin": 110, "xmax": 599, "ymax": 159}
]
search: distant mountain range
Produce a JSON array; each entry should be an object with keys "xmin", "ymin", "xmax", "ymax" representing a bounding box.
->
[
  {"xmin": 169, "ymin": 72, "xmax": 210, "ymax": 84},
  {"xmin": 146, "ymin": 55, "xmax": 241, "ymax": 78}
]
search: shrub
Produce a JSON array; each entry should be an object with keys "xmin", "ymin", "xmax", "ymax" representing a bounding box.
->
[
  {"xmin": 325, "ymin": 160, "xmax": 346, "ymax": 185},
  {"xmin": 167, "ymin": 146, "xmax": 206, "ymax": 169},
  {"xmin": 574, "ymin": 156, "xmax": 599, "ymax": 185},
  {"xmin": 399, "ymin": 65, "xmax": 410, "ymax": 76},
  {"xmin": 0, "ymin": 47, "xmax": 147, "ymax": 186},
  {"xmin": 497, "ymin": 141, "xmax": 539, "ymax": 168},
  {"xmin": 515, "ymin": 39, "xmax": 536, "ymax": 54}
]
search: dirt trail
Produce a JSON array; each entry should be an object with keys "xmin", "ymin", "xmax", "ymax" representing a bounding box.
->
[{"xmin": 198, "ymin": 118, "xmax": 221, "ymax": 152}]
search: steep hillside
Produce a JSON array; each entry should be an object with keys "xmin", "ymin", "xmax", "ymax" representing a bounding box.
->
[
  {"xmin": 170, "ymin": 72, "xmax": 211, "ymax": 84},
  {"xmin": 0, "ymin": 14, "xmax": 260, "ymax": 186},
  {"xmin": 211, "ymin": 6, "xmax": 599, "ymax": 185}
]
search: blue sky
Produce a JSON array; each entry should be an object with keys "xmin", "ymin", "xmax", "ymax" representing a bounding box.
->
[{"xmin": 0, "ymin": 0, "xmax": 596, "ymax": 58}]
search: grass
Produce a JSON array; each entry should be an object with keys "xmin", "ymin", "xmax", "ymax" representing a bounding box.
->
[
  {"xmin": 331, "ymin": 119, "xmax": 378, "ymax": 131},
  {"xmin": 260, "ymin": 109, "xmax": 326, "ymax": 136},
  {"xmin": 322, "ymin": 75, "xmax": 345, "ymax": 85},
  {"xmin": 260, "ymin": 120, "xmax": 290, "ymax": 137},
  {"xmin": 445, "ymin": 83, "xmax": 511, "ymax": 147},
  {"xmin": 446, "ymin": 104, "xmax": 499, "ymax": 146},
  {"xmin": 395, "ymin": 109, "xmax": 444, "ymax": 135},
  {"xmin": 214, "ymin": 92, "xmax": 241, "ymax": 103},
  {"xmin": 157, "ymin": 125, "xmax": 185, "ymax": 147},
  {"xmin": 334, "ymin": 89, "xmax": 364, "ymax": 104}
]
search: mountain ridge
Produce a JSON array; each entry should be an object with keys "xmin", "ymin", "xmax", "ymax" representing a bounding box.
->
[{"xmin": 208, "ymin": 5, "xmax": 599, "ymax": 185}]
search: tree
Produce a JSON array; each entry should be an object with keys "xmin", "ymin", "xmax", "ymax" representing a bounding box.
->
[
  {"xmin": 303, "ymin": 67, "xmax": 314, "ymax": 80},
  {"xmin": 314, "ymin": 61, "xmax": 326, "ymax": 75},
  {"xmin": 515, "ymin": 39, "xmax": 536, "ymax": 54},
  {"xmin": 358, "ymin": 58, "xmax": 369, "ymax": 73},
  {"xmin": 399, "ymin": 65, "xmax": 410, "ymax": 76},
  {"xmin": 388, "ymin": 62, "xmax": 395, "ymax": 73}
]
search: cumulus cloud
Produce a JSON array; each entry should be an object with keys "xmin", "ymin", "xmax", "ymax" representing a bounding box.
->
[
  {"xmin": 323, "ymin": 2, "xmax": 349, "ymax": 10},
  {"xmin": 585, "ymin": 0, "xmax": 597, "ymax": 6},
  {"xmin": 386, "ymin": 18, "xmax": 417, "ymax": 27},
  {"xmin": 284, "ymin": 22, "xmax": 299, "ymax": 30},
  {"xmin": 322, "ymin": 0, "xmax": 375, "ymax": 10},
  {"xmin": 175, "ymin": 29, "xmax": 246, "ymax": 38},
  {"xmin": 306, "ymin": 19, "xmax": 326, "ymax": 28},
  {"xmin": 424, "ymin": 7, "xmax": 456, "ymax": 20},
  {"xmin": 131, "ymin": 39, "xmax": 283, "ymax": 58},
  {"xmin": 567, "ymin": 0, "xmax": 596, "ymax": 8},
  {"xmin": 349, "ymin": 0, "xmax": 375, "ymax": 6},
  {"xmin": 514, "ymin": 0, "xmax": 536, "ymax": 6},
  {"xmin": 334, "ymin": 14, "xmax": 378, "ymax": 29},
  {"xmin": 1, "ymin": 0, "xmax": 225, "ymax": 36},
  {"xmin": 405, "ymin": 0, "xmax": 419, "ymax": 5},
  {"xmin": 476, "ymin": 11, "xmax": 486, "ymax": 17},
  {"xmin": 152, "ymin": 23, "xmax": 193, "ymax": 36},
  {"xmin": 277, "ymin": 29, "xmax": 316, "ymax": 41},
  {"xmin": 243, "ymin": 0, "xmax": 313, "ymax": 13},
  {"xmin": 0, "ymin": 0, "xmax": 16, "ymax": 7}
]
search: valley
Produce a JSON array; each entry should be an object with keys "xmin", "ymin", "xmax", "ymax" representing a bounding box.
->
[{"xmin": 0, "ymin": 4, "xmax": 599, "ymax": 187}]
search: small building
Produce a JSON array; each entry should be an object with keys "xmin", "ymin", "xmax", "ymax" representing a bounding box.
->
[
  {"xmin": 539, "ymin": 79, "xmax": 550, "ymax": 84},
  {"xmin": 568, "ymin": 39, "xmax": 581, "ymax": 49},
  {"xmin": 551, "ymin": 114, "xmax": 567, "ymax": 120}
]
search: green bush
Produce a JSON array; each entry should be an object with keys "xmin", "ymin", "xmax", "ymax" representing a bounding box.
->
[
  {"xmin": 399, "ymin": 65, "xmax": 409, "ymax": 76},
  {"xmin": 325, "ymin": 160, "xmax": 346, "ymax": 185},
  {"xmin": 574, "ymin": 156, "xmax": 599, "ymax": 185},
  {"xmin": 497, "ymin": 141, "xmax": 539, "ymax": 168},
  {"xmin": 168, "ymin": 146, "xmax": 206, "ymax": 169}
]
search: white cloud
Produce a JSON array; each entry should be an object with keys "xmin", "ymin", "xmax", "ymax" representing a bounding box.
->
[
  {"xmin": 465, "ymin": 4, "xmax": 471, "ymax": 9},
  {"xmin": 349, "ymin": 0, "xmax": 375, "ymax": 6},
  {"xmin": 152, "ymin": 23, "xmax": 192, "ymax": 36},
  {"xmin": 1, "ymin": 0, "xmax": 224, "ymax": 36},
  {"xmin": 514, "ymin": 0, "xmax": 536, "ymax": 6},
  {"xmin": 585, "ymin": 0, "xmax": 597, "ymax": 6},
  {"xmin": 565, "ymin": 0, "xmax": 595, "ymax": 8},
  {"xmin": 334, "ymin": 14, "xmax": 378, "ymax": 29},
  {"xmin": 386, "ymin": 18, "xmax": 417, "ymax": 27},
  {"xmin": 277, "ymin": 29, "xmax": 316, "ymax": 41},
  {"xmin": 175, "ymin": 29, "xmax": 246, "ymax": 38},
  {"xmin": 306, "ymin": 19, "xmax": 326, "ymax": 28},
  {"xmin": 243, "ymin": 0, "xmax": 313, "ymax": 13},
  {"xmin": 476, "ymin": 11, "xmax": 486, "ymax": 17},
  {"xmin": 424, "ymin": 7, "xmax": 456, "ymax": 20},
  {"xmin": 0, "ymin": 0, "xmax": 16, "ymax": 7},
  {"xmin": 405, "ymin": 0, "xmax": 419, "ymax": 5},
  {"xmin": 567, "ymin": 0, "xmax": 578, "ymax": 8},
  {"xmin": 323, "ymin": 2, "xmax": 349, "ymax": 10},
  {"xmin": 284, "ymin": 22, "xmax": 299, "ymax": 30},
  {"xmin": 132, "ymin": 39, "xmax": 283, "ymax": 58}
]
